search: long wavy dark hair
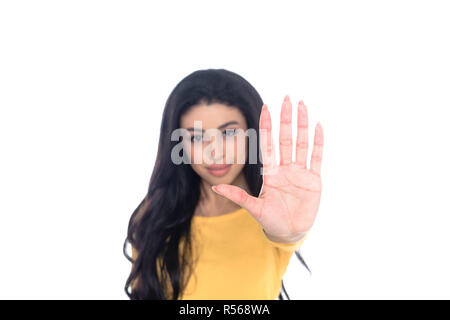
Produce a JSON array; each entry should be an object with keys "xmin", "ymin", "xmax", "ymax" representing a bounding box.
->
[{"xmin": 123, "ymin": 68, "xmax": 311, "ymax": 300}]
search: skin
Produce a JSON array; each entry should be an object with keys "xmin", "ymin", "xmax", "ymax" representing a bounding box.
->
[
  {"xmin": 180, "ymin": 103, "xmax": 251, "ymax": 217},
  {"xmin": 181, "ymin": 96, "xmax": 324, "ymax": 245},
  {"xmin": 211, "ymin": 95, "xmax": 324, "ymax": 244}
]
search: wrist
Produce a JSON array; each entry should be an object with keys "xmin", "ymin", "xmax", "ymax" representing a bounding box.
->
[{"xmin": 263, "ymin": 229, "xmax": 309, "ymax": 244}]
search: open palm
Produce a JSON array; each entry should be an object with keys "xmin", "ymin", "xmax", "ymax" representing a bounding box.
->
[{"xmin": 212, "ymin": 95, "xmax": 324, "ymax": 242}]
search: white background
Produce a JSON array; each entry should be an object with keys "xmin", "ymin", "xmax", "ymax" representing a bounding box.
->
[{"xmin": 1, "ymin": 1, "xmax": 449, "ymax": 299}]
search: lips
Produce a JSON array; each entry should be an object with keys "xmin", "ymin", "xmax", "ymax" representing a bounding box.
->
[
  {"xmin": 206, "ymin": 164, "xmax": 231, "ymax": 170},
  {"xmin": 206, "ymin": 164, "xmax": 232, "ymax": 177}
]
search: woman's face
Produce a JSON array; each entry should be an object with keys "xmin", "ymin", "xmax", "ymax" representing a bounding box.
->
[{"xmin": 180, "ymin": 103, "xmax": 248, "ymax": 186}]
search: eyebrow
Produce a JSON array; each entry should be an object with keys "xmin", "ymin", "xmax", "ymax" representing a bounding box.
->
[{"xmin": 186, "ymin": 121, "xmax": 240, "ymax": 132}]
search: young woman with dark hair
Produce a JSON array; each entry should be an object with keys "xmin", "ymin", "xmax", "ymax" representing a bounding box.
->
[{"xmin": 123, "ymin": 68, "xmax": 324, "ymax": 300}]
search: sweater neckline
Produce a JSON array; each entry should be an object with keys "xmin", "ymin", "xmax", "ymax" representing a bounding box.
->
[{"xmin": 192, "ymin": 207, "xmax": 247, "ymax": 222}]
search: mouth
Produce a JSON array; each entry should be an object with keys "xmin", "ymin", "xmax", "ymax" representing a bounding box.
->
[{"xmin": 205, "ymin": 164, "xmax": 232, "ymax": 177}]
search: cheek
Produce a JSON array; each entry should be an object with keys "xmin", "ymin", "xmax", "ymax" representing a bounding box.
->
[
  {"xmin": 182, "ymin": 140, "xmax": 203, "ymax": 164},
  {"xmin": 228, "ymin": 163, "xmax": 245, "ymax": 181}
]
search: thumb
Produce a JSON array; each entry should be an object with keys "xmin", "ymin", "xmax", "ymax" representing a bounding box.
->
[{"xmin": 212, "ymin": 184, "xmax": 263, "ymax": 220}]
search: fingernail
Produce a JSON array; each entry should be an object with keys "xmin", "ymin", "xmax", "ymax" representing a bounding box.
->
[{"xmin": 300, "ymin": 100, "xmax": 307, "ymax": 112}]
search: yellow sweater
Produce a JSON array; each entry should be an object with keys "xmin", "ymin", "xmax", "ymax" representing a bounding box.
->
[{"xmin": 131, "ymin": 207, "xmax": 308, "ymax": 300}]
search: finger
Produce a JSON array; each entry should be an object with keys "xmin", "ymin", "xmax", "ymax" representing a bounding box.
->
[
  {"xmin": 295, "ymin": 100, "xmax": 309, "ymax": 169},
  {"xmin": 212, "ymin": 184, "xmax": 263, "ymax": 220},
  {"xmin": 310, "ymin": 122, "xmax": 324, "ymax": 176},
  {"xmin": 279, "ymin": 95, "xmax": 293, "ymax": 166},
  {"xmin": 259, "ymin": 104, "xmax": 276, "ymax": 173}
]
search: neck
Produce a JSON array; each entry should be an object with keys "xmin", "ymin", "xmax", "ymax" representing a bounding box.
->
[{"xmin": 195, "ymin": 171, "xmax": 251, "ymax": 217}]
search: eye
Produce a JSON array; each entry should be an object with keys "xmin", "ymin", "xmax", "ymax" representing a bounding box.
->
[
  {"xmin": 191, "ymin": 135, "xmax": 203, "ymax": 142},
  {"xmin": 224, "ymin": 129, "xmax": 238, "ymax": 137}
]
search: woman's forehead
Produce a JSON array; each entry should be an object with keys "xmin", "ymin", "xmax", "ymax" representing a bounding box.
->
[{"xmin": 180, "ymin": 103, "xmax": 246, "ymax": 129}]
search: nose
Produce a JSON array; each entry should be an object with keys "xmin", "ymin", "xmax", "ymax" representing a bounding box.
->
[
  {"xmin": 209, "ymin": 134, "xmax": 224, "ymax": 162},
  {"xmin": 210, "ymin": 146, "xmax": 223, "ymax": 162}
]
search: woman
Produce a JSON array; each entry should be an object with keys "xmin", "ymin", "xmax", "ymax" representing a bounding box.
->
[{"xmin": 123, "ymin": 68, "xmax": 324, "ymax": 300}]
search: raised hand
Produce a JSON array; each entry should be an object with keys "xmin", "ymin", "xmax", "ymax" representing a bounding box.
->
[{"xmin": 212, "ymin": 95, "xmax": 324, "ymax": 243}]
